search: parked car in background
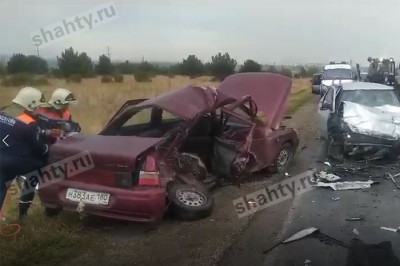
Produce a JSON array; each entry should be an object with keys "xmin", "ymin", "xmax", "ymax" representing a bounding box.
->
[
  {"xmin": 38, "ymin": 73, "xmax": 299, "ymax": 223},
  {"xmin": 321, "ymin": 62, "xmax": 357, "ymax": 86}
]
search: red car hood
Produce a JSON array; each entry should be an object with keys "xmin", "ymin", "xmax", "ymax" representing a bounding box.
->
[
  {"xmin": 49, "ymin": 134, "xmax": 163, "ymax": 171},
  {"xmin": 217, "ymin": 73, "xmax": 292, "ymax": 129}
]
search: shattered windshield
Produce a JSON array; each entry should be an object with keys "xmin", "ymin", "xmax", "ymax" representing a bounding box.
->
[
  {"xmin": 323, "ymin": 68, "xmax": 352, "ymax": 79},
  {"xmin": 342, "ymin": 89, "xmax": 400, "ymax": 107}
]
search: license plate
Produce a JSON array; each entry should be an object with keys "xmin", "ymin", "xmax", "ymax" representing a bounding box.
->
[{"xmin": 66, "ymin": 188, "xmax": 110, "ymax": 206}]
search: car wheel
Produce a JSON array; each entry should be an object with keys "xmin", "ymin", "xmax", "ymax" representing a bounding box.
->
[
  {"xmin": 44, "ymin": 207, "xmax": 61, "ymax": 217},
  {"xmin": 167, "ymin": 182, "xmax": 214, "ymax": 221},
  {"xmin": 270, "ymin": 143, "xmax": 294, "ymax": 173}
]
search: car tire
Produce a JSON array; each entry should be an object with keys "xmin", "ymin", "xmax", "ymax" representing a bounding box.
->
[
  {"xmin": 270, "ymin": 143, "xmax": 294, "ymax": 173},
  {"xmin": 167, "ymin": 182, "xmax": 214, "ymax": 221},
  {"xmin": 44, "ymin": 207, "xmax": 61, "ymax": 217}
]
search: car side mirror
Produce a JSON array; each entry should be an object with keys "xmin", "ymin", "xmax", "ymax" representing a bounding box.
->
[{"xmin": 320, "ymin": 102, "xmax": 332, "ymax": 111}]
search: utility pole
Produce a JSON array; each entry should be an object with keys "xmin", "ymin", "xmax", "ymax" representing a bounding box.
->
[
  {"xmin": 142, "ymin": 55, "xmax": 144, "ymax": 63},
  {"xmin": 35, "ymin": 44, "xmax": 40, "ymax": 57},
  {"xmin": 106, "ymin": 46, "xmax": 111, "ymax": 59}
]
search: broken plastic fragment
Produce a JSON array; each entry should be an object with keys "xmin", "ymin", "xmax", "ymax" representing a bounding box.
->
[
  {"xmin": 315, "ymin": 171, "xmax": 341, "ymax": 182},
  {"xmin": 353, "ymin": 228, "xmax": 360, "ymax": 235},
  {"xmin": 304, "ymin": 259, "xmax": 311, "ymax": 265},
  {"xmin": 316, "ymin": 180, "xmax": 374, "ymax": 191},
  {"xmin": 331, "ymin": 197, "xmax": 341, "ymax": 201},
  {"xmin": 283, "ymin": 227, "xmax": 319, "ymax": 243},
  {"xmin": 380, "ymin": 226, "xmax": 399, "ymax": 233},
  {"xmin": 324, "ymin": 162, "xmax": 331, "ymax": 167},
  {"xmin": 346, "ymin": 216, "xmax": 365, "ymax": 221}
]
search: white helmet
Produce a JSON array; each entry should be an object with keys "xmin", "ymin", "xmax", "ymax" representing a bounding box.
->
[
  {"xmin": 49, "ymin": 88, "xmax": 77, "ymax": 109},
  {"xmin": 12, "ymin": 87, "xmax": 46, "ymax": 111}
]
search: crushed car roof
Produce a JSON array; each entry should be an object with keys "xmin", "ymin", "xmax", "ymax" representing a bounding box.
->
[{"xmin": 134, "ymin": 86, "xmax": 222, "ymax": 120}]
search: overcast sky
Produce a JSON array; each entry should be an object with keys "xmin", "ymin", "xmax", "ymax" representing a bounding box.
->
[{"xmin": 1, "ymin": 0, "xmax": 399, "ymax": 64}]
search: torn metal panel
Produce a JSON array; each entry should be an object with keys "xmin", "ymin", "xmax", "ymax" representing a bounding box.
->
[{"xmin": 316, "ymin": 180, "xmax": 374, "ymax": 190}]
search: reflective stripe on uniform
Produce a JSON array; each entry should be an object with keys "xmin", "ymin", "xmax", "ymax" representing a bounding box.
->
[
  {"xmin": 16, "ymin": 113, "xmax": 35, "ymax": 124},
  {"xmin": 37, "ymin": 107, "xmax": 71, "ymax": 121}
]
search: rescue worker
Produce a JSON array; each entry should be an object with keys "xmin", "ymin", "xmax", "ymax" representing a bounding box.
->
[
  {"xmin": 0, "ymin": 87, "xmax": 50, "ymax": 219},
  {"xmin": 36, "ymin": 88, "xmax": 81, "ymax": 133}
]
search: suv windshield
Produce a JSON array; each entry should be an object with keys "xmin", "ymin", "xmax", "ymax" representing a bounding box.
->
[
  {"xmin": 323, "ymin": 68, "xmax": 352, "ymax": 80},
  {"xmin": 342, "ymin": 89, "xmax": 400, "ymax": 107}
]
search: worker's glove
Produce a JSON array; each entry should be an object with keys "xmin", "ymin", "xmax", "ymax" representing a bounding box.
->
[{"xmin": 40, "ymin": 129, "xmax": 63, "ymax": 140}]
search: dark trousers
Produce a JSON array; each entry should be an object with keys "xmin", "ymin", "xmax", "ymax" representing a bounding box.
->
[{"xmin": 0, "ymin": 156, "xmax": 46, "ymax": 217}]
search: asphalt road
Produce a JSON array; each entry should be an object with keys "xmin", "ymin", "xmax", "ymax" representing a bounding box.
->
[{"xmin": 64, "ymin": 96, "xmax": 400, "ymax": 266}]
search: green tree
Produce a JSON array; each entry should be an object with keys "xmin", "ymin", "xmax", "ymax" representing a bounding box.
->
[
  {"xmin": 26, "ymin": 55, "xmax": 48, "ymax": 74},
  {"xmin": 209, "ymin": 52, "xmax": 237, "ymax": 81},
  {"xmin": 0, "ymin": 60, "xmax": 7, "ymax": 76},
  {"xmin": 95, "ymin": 55, "xmax": 114, "ymax": 75},
  {"xmin": 7, "ymin": 53, "xmax": 28, "ymax": 74},
  {"xmin": 115, "ymin": 60, "xmax": 135, "ymax": 74},
  {"xmin": 299, "ymin": 66, "xmax": 307, "ymax": 77},
  {"xmin": 240, "ymin": 59, "xmax": 262, "ymax": 72},
  {"xmin": 279, "ymin": 67, "xmax": 292, "ymax": 78},
  {"xmin": 180, "ymin": 55, "xmax": 204, "ymax": 78},
  {"xmin": 266, "ymin": 65, "xmax": 277, "ymax": 73},
  {"xmin": 57, "ymin": 47, "xmax": 93, "ymax": 77}
]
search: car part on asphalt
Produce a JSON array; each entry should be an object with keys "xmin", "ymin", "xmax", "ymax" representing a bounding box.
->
[
  {"xmin": 384, "ymin": 173, "xmax": 400, "ymax": 189},
  {"xmin": 263, "ymin": 227, "xmax": 319, "ymax": 254},
  {"xmin": 380, "ymin": 227, "xmax": 399, "ymax": 233},
  {"xmin": 314, "ymin": 171, "xmax": 341, "ymax": 182},
  {"xmin": 316, "ymin": 180, "xmax": 375, "ymax": 191},
  {"xmin": 345, "ymin": 216, "xmax": 365, "ymax": 222}
]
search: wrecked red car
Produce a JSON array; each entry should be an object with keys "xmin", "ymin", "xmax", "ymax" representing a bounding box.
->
[{"xmin": 38, "ymin": 73, "xmax": 299, "ymax": 222}]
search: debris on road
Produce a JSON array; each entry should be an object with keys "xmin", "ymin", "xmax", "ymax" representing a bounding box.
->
[
  {"xmin": 263, "ymin": 227, "xmax": 319, "ymax": 254},
  {"xmin": 316, "ymin": 180, "xmax": 374, "ymax": 191},
  {"xmin": 315, "ymin": 171, "xmax": 340, "ymax": 182},
  {"xmin": 301, "ymin": 145, "xmax": 307, "ymax": 150},
  {"xmin": 285, "ymin": 172, "xmax": 290, "ymax": 177},
  {"xmin": 331, "ymin": 197, "xmax": 341, "ymax": 201},
  {"xmin": 353, "ymin": 228, "xmax": 360, "ymax": 236},
  {"xmin": 304, "ymin": 259, "xmax": 311, "ymax": 265},
  {"xmin": 385, "ymin": 173, "xmax": 400, "ymax": 189},
  {"xmin": 346, "ymin": 216, "xmax": 365, "ymax": 222},
  {"xmin": 380, "ymin": 226, "xmax": 399, "ymax": 233},
  {"xmin": 324, "ymin": 161, "xmax": 331, "ymax": 167}
]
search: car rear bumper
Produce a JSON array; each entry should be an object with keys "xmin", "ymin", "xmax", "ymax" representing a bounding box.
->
[{"xmin": 38, "ymin": 180, "xmax": 168, "ymax": 223}]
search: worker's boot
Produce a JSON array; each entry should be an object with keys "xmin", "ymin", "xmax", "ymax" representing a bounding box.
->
[{"xmin": 18, "ymin": 201, "xmax": 31, "ymax": 221}]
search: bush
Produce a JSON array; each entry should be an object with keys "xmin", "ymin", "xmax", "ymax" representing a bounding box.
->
[
  {"xmin": 1, "ymin": 73, "xmax": 49, "ymax": 87},
  {"xmin": 113, "ymin": 73, "xmax": 124, "ymax": 83},
  {"xmin": 30, "ymin": 76, "xmax": 49, "ymax": 86},
  {"xmin": 101, "ymin": 75, "xmax": 113, "ymax": 83},
  {"xmin": 67, "ymin": 74, "xmax": 82, "ymax": 83},
  {"xmin": 134, "ymin": 71, "xmax": 151, "ymax": 83}
]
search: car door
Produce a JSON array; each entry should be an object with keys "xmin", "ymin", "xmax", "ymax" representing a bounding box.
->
[{"xmin": 318, "ymin": 87, "xmax": 335, "ymax": 139}]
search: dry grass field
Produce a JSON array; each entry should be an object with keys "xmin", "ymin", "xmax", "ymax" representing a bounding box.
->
[{"xmin": 0, "ymin": 75, "xmax": 311, "ymax": 266}]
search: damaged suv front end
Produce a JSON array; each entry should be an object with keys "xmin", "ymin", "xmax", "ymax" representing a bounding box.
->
[{"xmin": 320, "ymin": 82, "xmax": 400, "ymax": 161}]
